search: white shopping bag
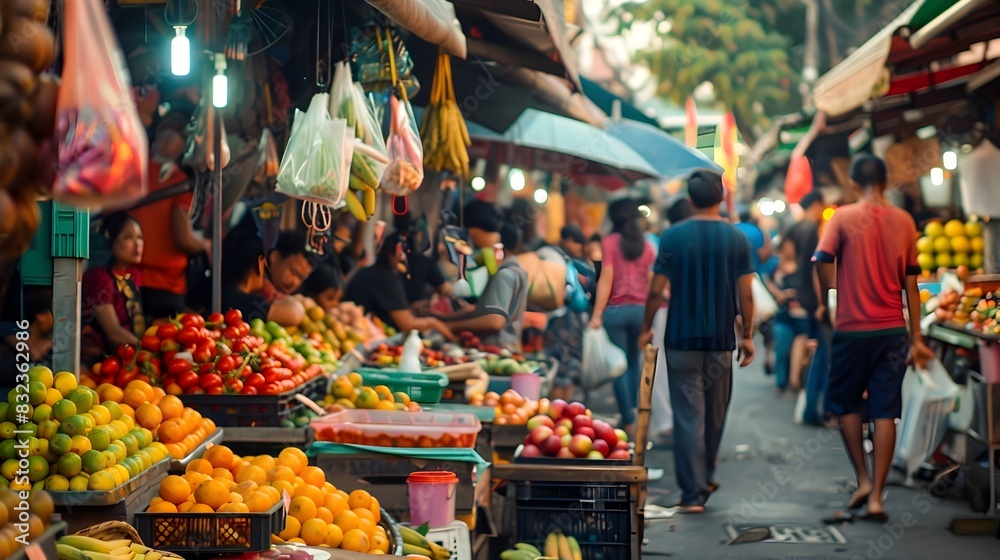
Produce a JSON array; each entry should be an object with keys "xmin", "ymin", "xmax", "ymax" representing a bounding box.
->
[
  {"xmin": 894, "ymin": 359, "xmax": 959, "ymax": 482},
  {"xmin": 581, "ymin": 326, "xmax": 627, "ymax": 390}
]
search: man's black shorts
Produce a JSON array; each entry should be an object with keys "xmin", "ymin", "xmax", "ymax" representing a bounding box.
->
[{"xmin": 825, "ymin": 331, "xmax": 911, "ymax": 419}]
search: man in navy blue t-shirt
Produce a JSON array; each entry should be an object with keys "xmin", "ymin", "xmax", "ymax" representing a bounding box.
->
[{"xmin": 640, "ymin": 171, "xmax": 756, "ymax": 513}]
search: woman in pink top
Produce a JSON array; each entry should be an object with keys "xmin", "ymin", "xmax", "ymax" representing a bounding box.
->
[{"xmin": 590, "ymin": 201, "xmax": 656, "ymax": 433}]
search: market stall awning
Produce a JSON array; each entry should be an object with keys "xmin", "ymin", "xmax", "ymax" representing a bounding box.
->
[
  {"xmin": 501, "ymin": 109, "xmax": 659, "ymax": 181},
  {"xmin": 365, "ymin": 0, "xmax": 467, "ymax": 58},
  {"xmin": 450, "ymin": 0, "xmax": 582, "ymax": 91},
  {"xmin": 580, "ymin": 77, "xmax": 659, "ymax": 127},
  {"xmin": 604, "ymin": 119, "xmax": 722, "ymax": 180}
]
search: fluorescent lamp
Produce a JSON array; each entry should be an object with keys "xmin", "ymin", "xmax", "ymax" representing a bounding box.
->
[
  {"xmin": 171, "ymin": 27, "xmax": 190, "ymax": 76},
  {"xmin": 509, "ymin": 169, "xmax": 525, "ymax": 191},
  {"xmin": 943, "ymin": 151, "xmax": 957, "ymax": 171},
  {"xmin": 930, "ymin": 167, "xmax": 944, "ymax": 186},
  {"xmin": 212, "ymin": 53, "xmax": 227, "ymax": 108}
]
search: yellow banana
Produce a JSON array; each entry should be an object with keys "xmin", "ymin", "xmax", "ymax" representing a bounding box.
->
[
  {"xmin": 362, "ymin": 185, "xmax": 376, "ymax": 217},
  {"xmin": 344, "ymin": 190, "xmax": 367, "ymax": 222},
  {"xmin": 544, "ymin": 532, "xmax": 559, "ymax": 558},
  {"xmin": 566, "ymin": 536, "xmax": 582, "ymax": 560},
  {"xmin": 557, "ymin": 533, "xmax": 572, "ymax": 560},
  {"xmin": 57, "ymin": 536, "xmax": 135, "ymax": 554}
]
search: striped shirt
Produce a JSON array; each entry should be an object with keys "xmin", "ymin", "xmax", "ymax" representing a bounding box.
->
[{"xmin": 654, "ymin": 219, "xmax": 754, "ymax": 351}]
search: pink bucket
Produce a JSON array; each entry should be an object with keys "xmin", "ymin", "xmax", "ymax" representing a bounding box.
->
[
  {"xmin": 511, "ymin": 373, "xmax": 542, "ymax": 401},
  {"xmin": 407, "ymin": 471, "xmax": 458, "ymax": 528}
]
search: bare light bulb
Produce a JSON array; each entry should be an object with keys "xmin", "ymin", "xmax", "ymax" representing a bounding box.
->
[
  {"xmin": 212, "ymin": 54, "xmax": 228, "ymax": 108},
  {"xmin": 171, "ymin": 27, "xmax": 190, "ymax": 76}
]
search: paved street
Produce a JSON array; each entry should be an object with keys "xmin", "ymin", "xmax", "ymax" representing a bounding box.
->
[{"xmin": 611, "ymin": 356, "xmax": 999, "ymax": 559}]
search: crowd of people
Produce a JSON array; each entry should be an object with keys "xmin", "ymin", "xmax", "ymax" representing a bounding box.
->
[{"xmin": 0, "ymin": 153, "xmax": 932, "ymax": 524}]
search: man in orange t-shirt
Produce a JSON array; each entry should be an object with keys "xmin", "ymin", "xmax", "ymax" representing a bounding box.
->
[{"xmin": 132, "ymin": 114, "xmax": 211, "ymax": 320}]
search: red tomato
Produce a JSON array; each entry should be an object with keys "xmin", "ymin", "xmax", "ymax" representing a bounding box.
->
[
  {"xmin": 206, "ymin": 386, "xmax": 224, "ymax": 395},
  {"xmin": 116, "ymin": 367, "xmax": 138, "ymax": 386},
  {"xmin": 167, "ymin": 359, "xmax": 193, "ymax": 376},
  {"xmin": 224, "ymin": 309, "xmax": 243, "ymax": 327},
  {"xmin": 222, "ymin": 326, "xmax": 241, "ymax": 341},
  {"xmin": 177, "ymin": 371, "xmax": 200, "ymax": 390},
  {"xmin": 245, "ymin": 373, "xmax": 266, "ymax": 389},
  {"xmin": 134, "ymin": 374, "xmax": 151, "ymax": 384},
  {"xmin": 193, "ymin": 343, "xmax": 217, "ymax": 364},
  {"xmin": 240, "ymin": 386, "xmax": 258, "ymax": 395},
  {"xmin": 116, "ymin": 344, "xmax": 136, "ymax": 363},
  {"xmin": 237, "ymin": 323, "xmax": 250, "ymax": 337},
  {"xmin": 290, "ymin": 375, "xmax": 303, "ymax": 387},
  {"xmin": 177, "ymin": 326, "xmax": 202, "ymax": 347},
  {"xmin": 207, "ymin": 312, "xmax": 225, "ymax": 325},
  {"xmin": 261, "ymin": 383, "xmax": 281, "ymax": 395},
  {"xmin": 101, "ymin": 357, "xmax": 122, "ymax": 379},
  {"xmin": 139, "ymin": 335, "xmax": 160, "ymax": 352},
  {"xmin": 224, "ymin": 378, "xmax": 244, "ymax": 393},
  {"xmin": 157, "ymin": 323, "xmax": 179, "ymax": 340},
  {"xmin": 216, "ymin": 355, "xmax": 237, "ymax": 375},
  {"xmin": 180, "ymin": 313, "xmax": 205, "ymax": 329},
  {"xmin": 281, "ymin": 380, "xmax": 295, "ymax": 392},
  {"xmin": 160, "ymin": 339, "xmax": 181, "ymax": 353},
  {"xmin": 198, "ymin": 363, "xmax": 215, "ymax": 375},
  {"xmin": 161, "ymin": 351, "xmax": 177, "ymax": 366},
  {"xmin": 199, "ymin": 373, "xmax": 223, "ymax": 390}
]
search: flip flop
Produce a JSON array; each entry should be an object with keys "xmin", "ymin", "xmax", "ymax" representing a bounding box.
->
[
  {"xmin": 846, "ymin": 491, "xmax": 871, "ymax": 511},
  {"xmin": 860, "ymin": 512, "xmax": 888, "ymax": 522},
  {"xmin": 822, "ymin": 512, "xmax": 856, "ymax": 524}
]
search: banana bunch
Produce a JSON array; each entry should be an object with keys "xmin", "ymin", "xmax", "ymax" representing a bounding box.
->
[
  {"xmin": 400, "ymin": 525, "xmax": 453, "ymax": 560},
  {"xmin": 499, "ymin": 542, "xmax": 546, "ymax": 560},
  {"xmin": 544, "ymin": 531, "xmax": 582, "ymax": 560},
  {"xmin": 420, "ymin": 50, "xmax": 470, "ymax": 179},
  {"xmin": 344, "ymin": 146, "xmax": 383, "ymax": 222},
  {"xmin": 56, "ymin": 535, "xmax": 167, "ymax": 560}
]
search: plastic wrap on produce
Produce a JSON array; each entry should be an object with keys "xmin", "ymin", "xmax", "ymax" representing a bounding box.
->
[{"xmin": 54, "ymin": 0, "xmax": 148, "ymax": 209}]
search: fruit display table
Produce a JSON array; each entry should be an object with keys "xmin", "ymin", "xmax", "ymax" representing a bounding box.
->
[{"xmin": 51, "ymin": 457, "xmax": 170, "ymax": 533}]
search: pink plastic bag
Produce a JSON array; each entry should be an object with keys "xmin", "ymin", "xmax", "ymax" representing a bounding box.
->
[
  {"xmin": 54, "ymin": 0, "xmax": 148, "ymax": 209},
  {"xmin": 380, "ymin": 92, "xmax": 424, "ymax": 197}
]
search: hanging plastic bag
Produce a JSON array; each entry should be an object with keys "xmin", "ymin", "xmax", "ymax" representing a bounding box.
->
[
  {"xmin": 276, "ymin": 93, "xmax": 353, "ymax": 207},
  {"xmin": 581, "ymin": 326, "xmax": 627, "ymax": 391},
  {"xmin": 381, "ymin": 91, "xmax": 424, "ymax": 197},
  {"xmin": 751, "ymin": 275, "xmax": 778, "ymax": 325},
  {"xmin": 894, "ymin": 359, "xmax": 960, "ymax": 483},
  {"xmin": 54, "ymin": 0, "xmax": 148, "ymax": 209}
]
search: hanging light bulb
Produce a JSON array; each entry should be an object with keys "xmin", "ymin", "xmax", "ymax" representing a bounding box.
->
[
  {"xmin": 509, "ymin": 169, "xmax": 525, "ymax": 191},
  {"xmin": 533, "ymin": 189, "xmax": 548, "ymax": 204},
  {"xmin": 930, "ymin": 167, "xmax": 944, "ymax": 186},
  {"xmin": 212, "ymin": 53, "xmax": 228, "ymax": 108},
  {"xmin": 165, "ymin": 0, "xmax": 198, "ymax": 77},
  {"xmin": 171, "ymin": 27, "xmax": 191, "ymax": 76},
  {"xmin": 471, "ymin": 177, "xmax": 486, "ymax": 191},
  {"xmin": 943, "ymin": 151, "xmax": 958, "ymax": 171}
]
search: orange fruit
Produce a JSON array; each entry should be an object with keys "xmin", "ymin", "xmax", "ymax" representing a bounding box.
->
[
  {"xmin": 203, "ymin": 445, "xmax": 237, "ymax": 471},
  {"xmin": 157, "ymin": 419, "xmax": 185, "ymax": 444},
  {"xmin": 347, "ymin": 489, "xmax": 372, "ymax": 511},
  {"xmin": 374, "ymin": 400, "xmax": 397, "ymax": 411},
  {"xmin": 135, "ymin": 403, "xmax": 163, "ymax": 430},
  {"xmin": 324, "ymin": 523, "xmax": 344, "ymax": 548},
  {"xmin": 97, "ymin": 383, "xmax": 124, "ymax": 403},
  {"xmin": 189, "ymin": 503, "xmax": 215, "ymax": 513},
  {"xmin": 187, "ymin": 459, "xmax": 213, "ymax": 476},
  {"xmin": 229, "ymin": 492, "xmax": 244, "ymax": 504},
  {"xmin": 299, "ymin": 466, "xmax": 326, "ymax": 488},
  {"xmin": 324, "ymin": 493, "xmax": 350, "ymax": 518},
  {"xmin": 250, "ymin": 455, "xmax": 276, "ymax": 472},
  {"xmin": 334, "ymin": 509, "xmax": 360, "ymax": 532},
  {"xmin": 269, "ymin": 480, "xmax": 295, "ymax": 500},
  {"xmin": 177, "ymin": 501, "xmax": 194, "ymax": 512},
  {"xmin": 123, "ymin": 389, "xmax": 148, "ymax": 410},
  {"xmin": 357, "ymin": 518, "xmax": 376, "ymax": 538},
  {"xmin": 278, "ymin": 516, "xmax": 301, "ymax": 541},
  {"xmin": 289, "ymin": 496, "xmax": 318, "ymax": 524},
  {"xmin": 147, "ymin": 501, "xmax": 178, "ymax": 513},
  {"xmin": 341, "ymin": 529, "xmax": 370, "ymax": 553},
  {"xmin": 212, "ymin": 468, "xmax": 235, "ymax": 482},
  {"xmin": 277, "ymin": 448, "xmax": 307, "ymax": 475},
  {"xmin": 353, "ymin": 507, "xmax": 375, "ymax": 523},
  {"xmin": 369, "ymin": 497, "xmax": 381, "ymax": 522},
  {"xmin": 235, "ymin": 465, "xmax": 266, "ymax": 486},
  {"xmin": 258, "ymin": 485, "xmax": 281, "ymax": 505},
  {"xmin": 193, "ymin": 480, "xmax": 230, "ymax": 510},
  {"xmin": 157, "ymin": 395, "xmax": 185, "ymax": 420},
  {"xmin": 300, "ymin": 518, "xmax": 329, "ymax": 546},
  {"xmin": 267, "ymin": 466, "xmax": 295, "ymax": 484},
  {"xmin": 151, "ymin": 387, "xmax": 166, "ymax": 405},
  {"xmin": 294, "ymin": 484, "xmax": 324, "ymax": 507},
  {"xmin": 323, "ymin": 482, "xmax": 337, "ymax": 495},
  {"xmin": 316, "ymin": 506, "xmax": 334, "ymax": 524},
  {"xmin": 159, "ymin": 475, "xmax": 192, "ymax": 505},
  {"xmin": 245, "ymin": 491, "xmax": 274, "ymax": 513},
  {"xmin": 371, "ymin": 532, "xmax": 391, "ymax": 554}
]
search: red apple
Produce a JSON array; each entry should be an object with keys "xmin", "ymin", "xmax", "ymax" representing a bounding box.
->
[
  {"xmin": 614, "ymin": 428, "xmax": 629, "ymax": 443},
  {"xmin": 614, "ymin": 440, "xmax": 629, "ymax": 451},
  {"xmin": 556, "ymin": 418, "xmax": 574, "ymax": 432},
  {"xmin": 548, "ymin": 399, "xmax": 567, "ymax": 419},
  {"xmin": 593, "ymin": 421, "xmax": 618, "ymax": 447},
  {"xmin": 608, "ymin": 449, "xmax": 631, "ymax": 460},
  {"xmin": 542, "ymin": 435, "xmax": 563, "ymax": 456},
  {"xmin": 569, "ymin": 434, "xmax": 593, "ymax": 458},
  {"xmin": 529, "ymin": 426, "xmax": 554, "ymax": 447},
  {"xmin": 554, "ymin": 425, "xmax": 571, "ymax": 437},
  {"xmin": 520, "ymin": 444, "xmax": 542, "ymax": 458},
  {"xmin": 575, "ymin": 426, "xmax": 596, "ymax": 440},
  {"xmin": 561, "ymin": 434, "xmax": 572, "ymax": 448},
  {"xmin": 586, "ymin": 450, "xmax": 605, "ymax": 460},
  {"xmin": 572, "ymin": 414, "xmax": 592, "ymax": 432},
  {"xmin": 565, "ymin": 402, "xmax": 587, "ymax": 419},
  {"xmin": 556, "ymin": 447, "xmax": 576, "ymax": 459},
  {"xmin": 592, "ymin": 439, "xmax": 610, "ymax": 458},
  {"xmin": 527, "ymin": 414, "xmax": 555, "ymax": 430}
]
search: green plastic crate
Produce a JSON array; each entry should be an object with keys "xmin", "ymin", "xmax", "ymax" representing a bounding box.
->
[
  {"xmin": 356, "ymin": 368, "xmax": 448, "ymax": 404},
  {"xmin": 51, "ymin": 201, "xmax": 89, "ymax": 259},
  {"xmin": 19, "ymin": 202, "xmax": 52, "ymax": 286}
]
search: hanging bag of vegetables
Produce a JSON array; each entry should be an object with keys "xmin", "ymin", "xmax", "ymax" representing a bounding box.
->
[
  {"xmin": 379, "ymin": 29, "xmax": 423, "ymax": 200},
  {"xmin": 54, "ymin": 0, "xmax": 148, "ymax": 209}
]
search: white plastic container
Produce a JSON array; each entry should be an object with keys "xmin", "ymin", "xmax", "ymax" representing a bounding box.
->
[{"xmin": 400, "ymin": 330, "xmax": 423, "ymax": 373}]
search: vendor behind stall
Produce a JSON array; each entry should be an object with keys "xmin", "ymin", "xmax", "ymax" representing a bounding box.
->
[
  {"xmin": 258, "ymin": 230, "xmax": 314, "ymax": 303},
  {"xmin": 221, "ymin": 230, "xmax": 271, "ymax": 322},
  {"xmin": 438, "ymin": 202, "xmax": 528, "ymax": 352},
  {"xmin": 81, "ymin": 212, "xmax": 145, "ymax": 365},
  {"xmin": 344, "ymin": 232, "xmax": 454, "ymax": 339},
  {"xmin": 299, "ymin": 261, "xmax": 344, "ymax": 311},
  {"xmin": 0, "ymin": 279, "xmax": 53, "ymax": 391}
]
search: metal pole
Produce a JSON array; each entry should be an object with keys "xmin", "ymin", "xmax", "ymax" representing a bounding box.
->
[
  {"xmin": 984, "ymin": 220, "xmax": 1000, "ymax": 275},
  {"xmin": 212, "ymin": 106, "xmax": 223, "ymax": 313}
]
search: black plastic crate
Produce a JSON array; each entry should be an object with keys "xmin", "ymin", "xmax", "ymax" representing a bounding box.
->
[
  {"xmin": 515, "ymin": 481, "xmax": 632, "ymax": 560},
  {"xmin": 182, "ymin": 376, "xmax": 327, "ymax": 427},
  {"xmin": 134, "ymin": 500, "xmax": 285, "ymax": 554}
]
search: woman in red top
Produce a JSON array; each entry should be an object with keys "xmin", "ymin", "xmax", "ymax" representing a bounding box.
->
[
  {"xmin": 81, "ymin": 213, "xmax": 145, "ymax": 366},
  {"xmin": 590, "ymin": 201, "xmax": 656, "ymax": 434}
]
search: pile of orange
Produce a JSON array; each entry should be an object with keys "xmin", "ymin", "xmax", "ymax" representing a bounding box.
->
[
  {"xmin": 147, "ymin": 445, "xmax": 391, "ymax": 554},
  {"xmin": 0, "ymin": 489, "xmax": 52, "ymax": 557},
  {"xmin": 154, "ymin": 395, "xmax": 217, "ymax": 459}
]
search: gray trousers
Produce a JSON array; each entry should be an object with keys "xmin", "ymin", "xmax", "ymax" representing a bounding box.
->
[{"xmin": 665, "ymin": 350, "xmax": 734, "ymax": 504}]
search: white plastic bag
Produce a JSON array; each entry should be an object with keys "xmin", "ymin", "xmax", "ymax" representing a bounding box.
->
[
  {"xmin": 330, "ymin": 62, "xmax": 389, "ymax": 185},
  {"xmin": 751, "ymin": 275, "xmax": 777, "ymax": 325},
  {"xmin": 276, "ymin": 93, "xmax": 353, "ymax": 207},
  {"xmin": 581, "ymin": 326, "xmax": 627, "ymax": 390},
  {"xmin": 55, "ymin": 0, "xmax": 148, "ymax": 209},
  {"xmin": 894, "ymin": 359, "xmax": 959, "ymax": 482}
]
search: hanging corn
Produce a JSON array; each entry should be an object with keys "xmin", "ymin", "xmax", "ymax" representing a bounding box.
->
[{"xmin": 420, "ymin": 50, "xmax": 471, "ymax": 178}]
